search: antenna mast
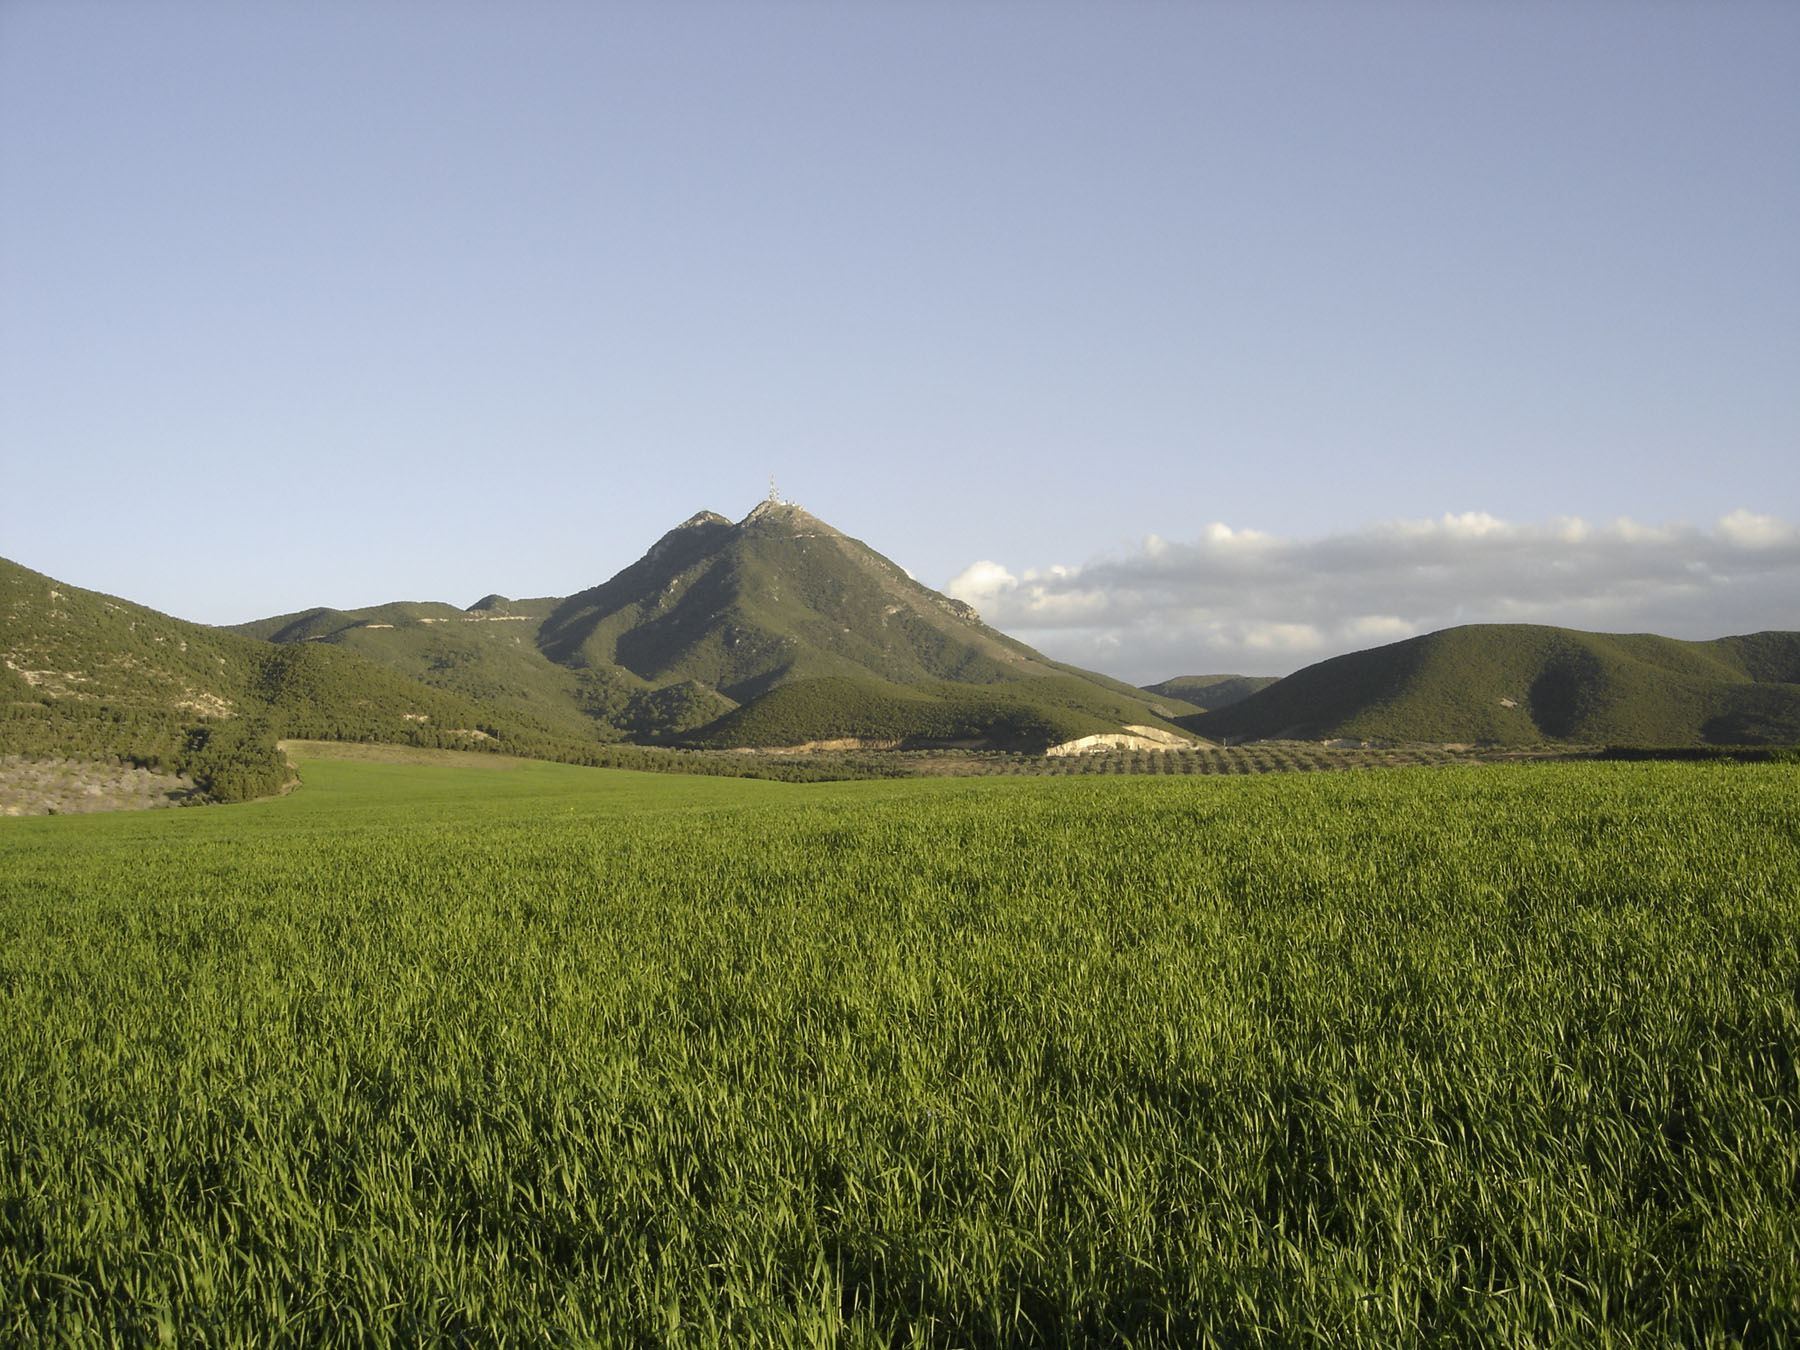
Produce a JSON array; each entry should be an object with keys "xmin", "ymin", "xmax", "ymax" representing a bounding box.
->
[{"xmin": 768, "ymin": 474, "xmax": 780, "ymax": 505}]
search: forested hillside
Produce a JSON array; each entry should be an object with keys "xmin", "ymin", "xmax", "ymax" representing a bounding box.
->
[
  {"xmin": 2, "ymin": 558, "xmax": 552, "ymax": 798},
  {"xmin": 1193, "ymin": 624, "xmax": 1800, "ymax": 746}
]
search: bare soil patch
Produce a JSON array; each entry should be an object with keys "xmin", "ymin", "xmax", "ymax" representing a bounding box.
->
[{"xmin": 0, "ymin": 756, "xmax": 202, "ymax": 817}]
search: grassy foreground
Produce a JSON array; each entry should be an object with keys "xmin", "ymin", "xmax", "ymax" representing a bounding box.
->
[{"xmin": 1, "ymin": 757, "xmax": 1796, "ymax": 1346}]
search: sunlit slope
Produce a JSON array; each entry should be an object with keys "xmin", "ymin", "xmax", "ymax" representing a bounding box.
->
[
  {"xmin": 1193, "ymin": 624, "xmax": 1800, "ymax": 745},
  {"xmin": 0, "ymin": 556, "xmax": 533, "ymax": 764},
  {"xmin": 228, "ymin": 596, "xmax": 614, "ymax": 740}
]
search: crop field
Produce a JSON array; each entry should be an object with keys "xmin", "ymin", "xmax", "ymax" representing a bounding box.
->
[{"xmin": 2, "ymin": 756, "xmax": 1796, "ymax": 1346}]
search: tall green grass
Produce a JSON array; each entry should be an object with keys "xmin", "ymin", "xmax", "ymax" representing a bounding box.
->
[{"xmin": 2, "ymin": 760, "xmax": 1795, "ymax": 1345}]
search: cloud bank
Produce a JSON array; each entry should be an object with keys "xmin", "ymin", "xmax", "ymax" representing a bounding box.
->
[{"xmin": 946, "ymin": 511, "xmax": 1800, "ymax": 684}]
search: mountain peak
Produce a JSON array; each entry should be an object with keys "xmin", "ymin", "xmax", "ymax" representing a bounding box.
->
[
  {"xmin": 740, "ymin": 499, "xmax": 838, "ymax": 536},
  {"xmin": 642, "ymin": 510, "xmax": 734, "ymax": 566}
]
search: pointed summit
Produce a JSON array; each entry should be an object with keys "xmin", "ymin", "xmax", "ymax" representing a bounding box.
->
[
  {"xmin": 740, "ymin": 499, "xmax": 839, "ymax": 536},
  {"xmin": 641, "ymin": 510, "xmax": 734, "ymax": 567},
  {"xmin": 536, "ymin": 500, "xmax": 1088, "ymax": 702}
]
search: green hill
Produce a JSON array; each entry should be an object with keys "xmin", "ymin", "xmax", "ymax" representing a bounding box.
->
[
  {"xmin": 1192, "ymin": 624, "xmax": 1800, "ymax": 747},
  {"xmin": 230, "ymin": 501, "xmax": 1200, "ymax": 749},
  {"xmin": 228, "ymin": 596, "xmax": 611, "ymax": 741},
  {"xmin": 1141, "ymin": 674, "xmax": 1279, "ymax": 711},
  {"xmin": 0, "ymin": 558, "xmax": 560, "ymax": 797}
]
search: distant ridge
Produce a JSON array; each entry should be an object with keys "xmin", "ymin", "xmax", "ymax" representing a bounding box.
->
[
  {"xmin": 1191, "ymin": 624, "xmax": 1800, "ymax": 746},
  {"xmin": 1141, "ymin": 674, "xmax": 1278, "ymax": 712}
]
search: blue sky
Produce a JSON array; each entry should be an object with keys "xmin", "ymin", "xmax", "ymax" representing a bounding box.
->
[{"xmin": 3, "ymin": 1, "xmax": 1795, "ymax": 680}]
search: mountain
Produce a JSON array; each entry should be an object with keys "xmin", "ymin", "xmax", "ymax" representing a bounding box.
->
[
  {"xmin": 1191, "ymin": 624, "xmax": 1800, "ymax": 747},
  {"xmin": 533, "ymin": 501, "xmax": 1161, "ymax": 699},
  {"xmin": 1141, "ymin": 674, "xmax": 1279, "ymax": 712},
  {"xmin": 232, "ymin": 501, "xmax": 1202, "ymax": 751}
]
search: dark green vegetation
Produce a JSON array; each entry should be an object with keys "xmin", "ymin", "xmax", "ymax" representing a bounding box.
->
[
  {"xmin": 1139, "ymin": 673, "xmax": 1278, "ymax": 711},
  {"xmin": 3, "ymin": 759, "xmax": 1796, "ymax": 1345},
  {"xmin": 1194, "ymin": 623, "xmax": 1800, "ymax": 747},
  {"xmin": 228, "ymin": 595, "xmax": 597, "ymax": 742},
  {"xmin": 0, "ymin": 557, "xmax": 531, "ymax": 800},
  {"xmin": 228, "ymin": 502, "xmax": 1199, "ymax": 752}
]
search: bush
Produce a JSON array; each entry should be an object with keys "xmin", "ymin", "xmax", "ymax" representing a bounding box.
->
[{"xmin": 179, "ymin": 721, "xmax": 294, "ymax": 803}]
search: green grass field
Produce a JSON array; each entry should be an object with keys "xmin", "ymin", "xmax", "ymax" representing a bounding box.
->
[{"xmin": 2, "ymin": 756, "xmax": 1796, "ymax": 1346}]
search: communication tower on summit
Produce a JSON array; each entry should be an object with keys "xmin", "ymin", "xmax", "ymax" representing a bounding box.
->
[{"xmin": 768, "ymin": 474, "xmax": 781, "ymax": 505}]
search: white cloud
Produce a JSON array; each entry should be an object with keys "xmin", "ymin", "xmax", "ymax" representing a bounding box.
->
[
  {"xmin": 1609, "ymin": 516, "xmax": 1682, "ymax": 545},
  {"xmin": 1242, "ymin": 622, "xmax": 1324, "ymax": 652},
  {"xmin": 947, "ymin": 511, "xmax": 1800, "ymax": 683},
  {"xmin": 1716, "ymin": 509, "xmax": 1792, "ymax": 548},
  {"xmin": 1438, "ymin": 511, "xmax": 1511, "ymax": 539},
  {"xmin": 946, "ymin": 559, "xmax": 1110, "ymax": 624},
  {"xmin": 944, "ymin": 560, "xmax": 1017, "ymax": 606}
]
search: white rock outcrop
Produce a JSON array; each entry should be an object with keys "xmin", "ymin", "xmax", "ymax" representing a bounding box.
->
[{"xmin": 1045, "ymin": 725, "xmax": 1192, "ymax": 757}]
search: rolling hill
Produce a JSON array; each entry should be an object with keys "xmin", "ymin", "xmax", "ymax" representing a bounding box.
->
[
  {"xmin": 1141, "ymin": 674, "xmax": 1279, "ymax": 712},
  {"xmin": 231, "ymin": 501, "xmax": 1203, "ymax": 750},
  {"xmin": 227, "ymin": 595, "xmax": 608, "ymax": 741},
  {"xmin": 0, "ymin": 556, "xmax": 556, "ymax": 797},
  {"xmin": 1191, "ymin": 624, "xmax": 1800, "ymax": 747}
]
